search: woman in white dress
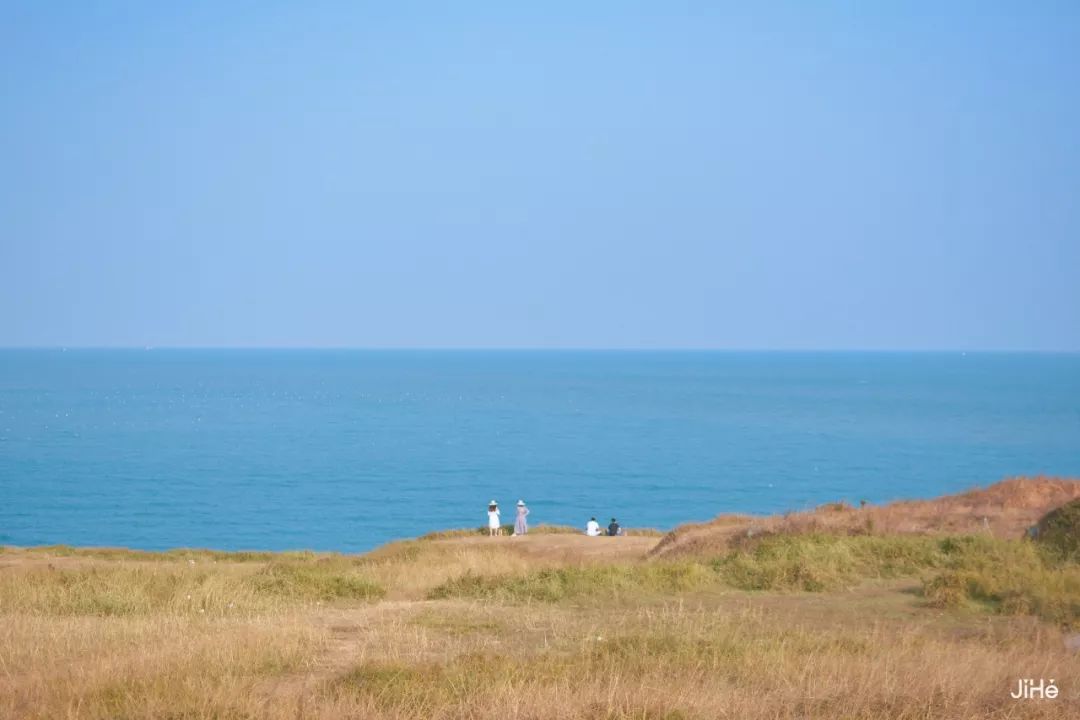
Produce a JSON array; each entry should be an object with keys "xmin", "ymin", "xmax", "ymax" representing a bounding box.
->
[{"xmin": 487, "ymin": 501, "xmax": 501, "ymax": 536}]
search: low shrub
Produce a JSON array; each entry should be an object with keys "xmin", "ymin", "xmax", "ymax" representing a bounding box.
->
[
  {"xmin": 918, "ymin": 536, "xmax": 1080, "ymax": 626},
  {"xmin": 922, "ymin": 571, "xmax": 968, "ymax": 608},
  {"xmin": 1035, "ymin": 498, "xmax": 1080, "ymax": 562}
]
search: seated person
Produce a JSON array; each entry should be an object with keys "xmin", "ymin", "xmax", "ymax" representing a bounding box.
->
[
  {"xmin": 585, "ymin": 517, "xmax": 602, "ymax": 536},
  {"xmin": 607, "ymin": 518, "xmax": 623, "ymax": 536}
]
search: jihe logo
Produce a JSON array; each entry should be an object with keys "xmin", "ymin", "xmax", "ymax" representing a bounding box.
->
[{"xmin": 1010, "ymin": 679, "xmax": 1059, "ymax": 700}]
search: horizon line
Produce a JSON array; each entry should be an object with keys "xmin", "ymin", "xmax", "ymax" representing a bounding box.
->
[{"xmin": 2, "ymin": 345, "xmax": 1079, "ymax": 355}]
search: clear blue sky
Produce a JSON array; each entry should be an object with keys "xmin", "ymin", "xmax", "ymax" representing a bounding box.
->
[{"xmin": 2, "ymin": 1, "xmax": 1077, "ymax": 350}]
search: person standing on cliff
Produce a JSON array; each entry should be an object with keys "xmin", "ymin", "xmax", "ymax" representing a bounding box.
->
[
  {"xmin": 514, "ymin": 500, "xmax": 530, "ymax": 535},
  {"xmin": 487, "ymin": 501, "xmax": 501, "ymax": 536}
]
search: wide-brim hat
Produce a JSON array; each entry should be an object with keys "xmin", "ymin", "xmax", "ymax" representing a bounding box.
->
[
  {"xmin": 489, "ymin": 500, "xmax": 498, "ymax": 505},
  {"xmin": 517, "ymin": 500, "xmax": 525, "ymax": 506}
]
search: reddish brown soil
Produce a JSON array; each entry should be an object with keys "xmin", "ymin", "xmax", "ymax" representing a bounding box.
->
[{"xmin": 650, "ymin": 476, "xmax": 1080, "ymax": 559}]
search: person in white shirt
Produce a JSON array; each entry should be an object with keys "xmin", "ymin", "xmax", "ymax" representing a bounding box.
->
[
  {"xmin": 585, "ymin": 517, "xmax": 601, "ymax": 537},
  {"xmin": 487, "ymin": 501, "xmax": 501, "ymax": 536}
]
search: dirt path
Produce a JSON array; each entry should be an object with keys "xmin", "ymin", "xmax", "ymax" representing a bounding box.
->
[
  {"xmin": 253, "ymin": 534, "xmax": 659, "ymax": 707},
  {"xmin": 253, "ymin": 600, "xmax": 422, "ymax": 710}
]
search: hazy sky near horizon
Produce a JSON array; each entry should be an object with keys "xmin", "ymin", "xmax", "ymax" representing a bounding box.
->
[{"xmin": 2, "ymin": 2, "xmax": 1078, "ymax": 350}]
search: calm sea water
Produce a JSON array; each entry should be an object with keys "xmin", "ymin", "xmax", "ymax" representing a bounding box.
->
[{"xmin": 1, "ymin": 350, "xmax": 1078, "ymax": 552}]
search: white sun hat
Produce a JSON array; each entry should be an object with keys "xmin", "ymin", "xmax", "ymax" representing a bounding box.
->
[
  {"xmin": 517, "ymin": 500, "xmax": 525, "ymax": 506},
  {"xmin": 489, "ymin": 499, "xmax": 498, "ymax": 505}
]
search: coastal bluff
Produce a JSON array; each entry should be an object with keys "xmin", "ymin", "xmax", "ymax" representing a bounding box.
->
[{"xmin": 2, "ymin": 477, "xmax": 1079, "ymax": 719}]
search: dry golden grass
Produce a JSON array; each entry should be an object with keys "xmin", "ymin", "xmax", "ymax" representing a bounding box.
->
[
  {"xmin": 320, "ymin": 601, "xmax": 1078, "ymax": 720},
  {"xmin": 2, "ymin": 481, "xmax": 1079, "ymax": 719},
  {"xmin": 0, "ymin": 612, "xmax": 324, "ymax": 719}
]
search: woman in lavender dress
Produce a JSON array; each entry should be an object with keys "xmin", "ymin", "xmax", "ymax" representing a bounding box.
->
[{"xmin": 514, "ymin": 500, "xmax": 530, "ymax": 535}]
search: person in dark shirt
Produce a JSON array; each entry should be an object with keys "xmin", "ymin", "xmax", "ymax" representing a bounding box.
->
[{"xmin": 607, "ymin": 518, "xmax": 623, "ymax": 536}]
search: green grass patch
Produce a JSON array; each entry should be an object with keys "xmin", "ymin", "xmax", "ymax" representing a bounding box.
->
[
  {"xmin": 427, "ymin": 562, "xmax": 714, "ymax": 602},
  {"xmin": 711, "ymin": 533, "xmax": 952, "ymax": 591},
  {"xmin": 1036, "ymin": 498, "xmax": 1080, "ymax": 563},
  {"xmin": 919, "ymin": 536, "xmax": 1080, "ymax": 627},
  {"xmin": 246, "ymin": 559, "xmax": 385, "ymax": 602},
  {"xmin": 426, "ymin": 534, "xmax": 976, "ymax": 602},
  {"xmin": 714, "ymin": 533, "xmax": 1080, "ymax": 626},
  {"xmin": 425, "ymin": 532, "xmax": 1080, "ymax": 628}
]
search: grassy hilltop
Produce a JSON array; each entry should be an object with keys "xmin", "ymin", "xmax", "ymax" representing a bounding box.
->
[{"xmin": 2, "ymin": 477, "xmax": 1079, "ymax": 719}]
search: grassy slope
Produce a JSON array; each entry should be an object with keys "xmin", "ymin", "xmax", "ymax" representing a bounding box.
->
[{"xmin": 2, "ymin": 480, "xmax": 1079, "ymax": 719}]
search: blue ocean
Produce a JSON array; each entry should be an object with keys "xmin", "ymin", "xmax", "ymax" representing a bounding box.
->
[{"xmin": 1, "ymin": 350, "xmax": 1078, "ymax": 553}]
